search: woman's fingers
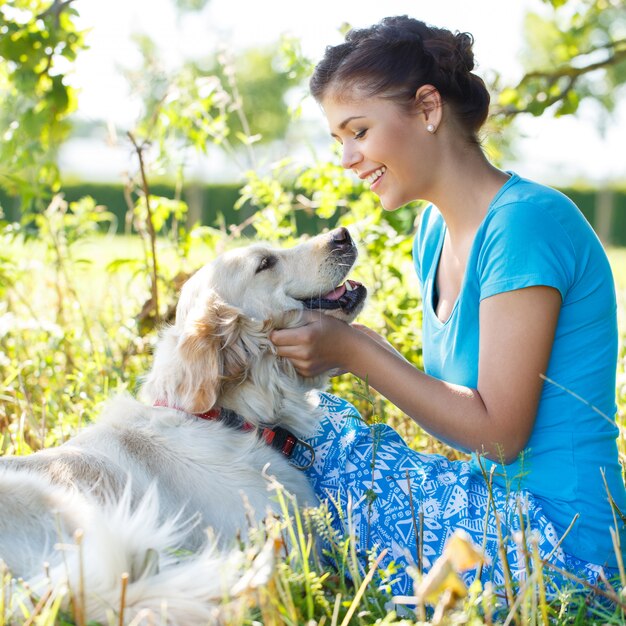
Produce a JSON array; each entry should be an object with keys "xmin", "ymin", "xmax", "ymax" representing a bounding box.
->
[
  {"xmin": 270, "ymin": 312, "xmax": 351, "ymax": 377},
  {"xmin": 271, "ymin": 310, "xmax": 321, "ymax": 346},
  {"xmin": 270, "ymin": 326, "xmax": 301, "ymax": 348}
]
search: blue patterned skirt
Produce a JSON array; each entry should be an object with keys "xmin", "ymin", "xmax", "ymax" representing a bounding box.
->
[{"xmin": 293, "ymin": 393, "xmax": 617, "ymax": 598}]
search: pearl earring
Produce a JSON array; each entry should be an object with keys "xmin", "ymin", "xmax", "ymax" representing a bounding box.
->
[{"xmin": 426, "ymin": 123, "xmax": 436, "ymax": 133}]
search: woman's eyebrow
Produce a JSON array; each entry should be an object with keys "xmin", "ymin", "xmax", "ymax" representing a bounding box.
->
[
  {"xmin": 338, "ymin": 115, "xmax": 366, "ymax": 130},
  {"xmin": 330, "ymin": 116, "xmax": 367, "ymax": 138}
]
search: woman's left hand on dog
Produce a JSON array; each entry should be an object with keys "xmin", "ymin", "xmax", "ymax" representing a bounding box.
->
[{"xmin": 271, "ymin": 310, "xmax": 355, "ymax": 377}]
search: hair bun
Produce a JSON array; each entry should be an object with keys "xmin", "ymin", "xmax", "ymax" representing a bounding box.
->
[
  {"xmin": 454, "ymin": 31, "xmax": 475, "ymax": 73},
  {"xmin": 424, "ymin": 29, "xmax": 475, "ymax": 78}
]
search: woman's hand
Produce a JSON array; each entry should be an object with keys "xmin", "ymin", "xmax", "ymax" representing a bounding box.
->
[{"xmin": 271, "ymin": 311, "xmax": 359, "ymax": 377}]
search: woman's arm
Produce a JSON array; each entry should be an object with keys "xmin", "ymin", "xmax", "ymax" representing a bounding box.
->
[{"xmin": 271, "ymin": 285, "xmax": 561, "ymax": 463}]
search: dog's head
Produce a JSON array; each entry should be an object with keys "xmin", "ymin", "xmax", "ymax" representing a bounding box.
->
[
  {"xmin": 177, "ymin": 226, "xmax": 366, "ymax": 325},
  {"xmin": 143, "ymin": 228, "xmax": 366, "ymax": 432}
]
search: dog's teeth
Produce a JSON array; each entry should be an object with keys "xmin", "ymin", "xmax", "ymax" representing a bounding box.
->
[{"xmin": 345, "ymin": 282, "xmax": 353, "ymax": 292}]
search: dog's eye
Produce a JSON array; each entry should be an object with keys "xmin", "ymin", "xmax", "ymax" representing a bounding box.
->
[{"xmin": 255, "ymin": 255, "xmax": 277, "ymax": 274}]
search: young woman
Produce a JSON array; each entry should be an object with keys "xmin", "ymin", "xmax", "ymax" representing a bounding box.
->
[{"xmin": 272, "ymin": 15, "xmax": 626, "ymax": 597}]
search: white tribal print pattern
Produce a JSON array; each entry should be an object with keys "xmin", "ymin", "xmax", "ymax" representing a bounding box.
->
[{"xmin": 293, "ymin": 392, "xmax": 616, "ymax": 597}]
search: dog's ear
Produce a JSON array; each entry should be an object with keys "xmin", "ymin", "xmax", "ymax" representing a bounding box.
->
[
  {"xmin": 176, "ymin": 294, "xmax": 273, "ymax": 413},
  {"xmin": 176, "ymin": 294, "xmax": 237, "ymax": 412}
]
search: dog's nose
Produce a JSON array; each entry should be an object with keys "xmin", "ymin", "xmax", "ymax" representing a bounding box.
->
[{"xmin": 329, "ymin": 227, "xmax": 353, "ymax": 248}]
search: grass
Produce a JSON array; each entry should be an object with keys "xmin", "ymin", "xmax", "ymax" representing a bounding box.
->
[{"xmin": 1, "ymin": 231, "xmax": 625, "ymax": 625}]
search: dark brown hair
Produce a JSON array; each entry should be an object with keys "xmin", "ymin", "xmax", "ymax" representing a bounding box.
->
[{"xmin": 310, "ymin": 15, "xmax": 490, "ymax": 142}]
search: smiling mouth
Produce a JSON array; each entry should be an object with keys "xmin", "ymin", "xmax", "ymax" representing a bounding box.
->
[
  {"xmin": 299, "ymin": 280, "xmax": 367, "ymax": 315},
  {"xmin": 366, "ymin": 166, "xmax": 386, "ymax": 186}
]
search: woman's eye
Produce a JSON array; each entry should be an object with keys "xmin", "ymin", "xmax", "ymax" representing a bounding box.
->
[
  {"xmin": 354, "ymin": 129, "xmax": 367, "ymax": 139},
  {"xmin": 256, "ymin": 256, "xmax": 277, "ymax": 274}
]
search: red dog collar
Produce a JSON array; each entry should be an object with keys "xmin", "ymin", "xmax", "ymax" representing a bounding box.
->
[{"xmin": 152, "ymin": 400, "xmax": 313, "ymax": 469}]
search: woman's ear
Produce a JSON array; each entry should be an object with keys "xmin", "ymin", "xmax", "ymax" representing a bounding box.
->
[{"xmin": 414, "ymin": 84, "xmax": 443, "ymax": 131}]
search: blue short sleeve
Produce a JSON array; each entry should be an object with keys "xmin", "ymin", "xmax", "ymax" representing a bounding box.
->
[{"xmin": 477, "ymin": 203, "xmax": 576, "ymax": 301}]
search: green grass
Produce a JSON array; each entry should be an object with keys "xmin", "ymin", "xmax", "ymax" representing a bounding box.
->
[{"xmin": 1, "ymin": 233, "xmax": 625, "ymax": 625}]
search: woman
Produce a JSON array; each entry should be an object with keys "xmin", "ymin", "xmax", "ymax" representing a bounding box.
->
[{"xmin": 273, "ymin": 16, "xmax": 626, "ymax": 597}]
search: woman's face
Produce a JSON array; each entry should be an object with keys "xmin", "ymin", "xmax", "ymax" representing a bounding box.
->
[{"xmin": 321, "ymin": 91, "xmax": 433, "ymax": 211}]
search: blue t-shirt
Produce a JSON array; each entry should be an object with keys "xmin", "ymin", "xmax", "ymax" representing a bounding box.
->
[{"xmin": 412, "ymin": 172, "xmax": 626, "ymax": 567}]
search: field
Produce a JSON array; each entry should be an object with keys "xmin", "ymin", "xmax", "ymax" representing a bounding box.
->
[{"xmin": 0, "ymin": 230, "xmax": 625, "ymax": 625}]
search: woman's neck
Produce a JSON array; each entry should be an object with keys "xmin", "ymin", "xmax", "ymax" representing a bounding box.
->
[{"xmin": 428, "ymin": 149, "xmax": 509, "ymax": 243}]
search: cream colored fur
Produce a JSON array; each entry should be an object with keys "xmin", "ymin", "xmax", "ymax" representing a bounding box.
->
[{"xmin": 0, "ymin": 229, "xmax": 364, "ymax": 625}]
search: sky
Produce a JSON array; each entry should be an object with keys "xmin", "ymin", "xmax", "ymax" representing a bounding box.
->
[{"xmin": 59, "ymin": 0, "xmax": 626, "ymax": 186}]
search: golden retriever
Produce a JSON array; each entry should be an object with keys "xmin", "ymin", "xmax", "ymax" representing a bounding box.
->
[{"xmin": 0, "ymin": 227, "xmax": 367, "ymax": 624}]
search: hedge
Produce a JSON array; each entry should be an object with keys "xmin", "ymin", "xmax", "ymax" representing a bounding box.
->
[
  {"xmin": 1, "ymin": 182, "xmax": 626, "ymax": 244},
  {"xmin": 0, "ymin": 181, "xmax": 337, "ymax": 237}
]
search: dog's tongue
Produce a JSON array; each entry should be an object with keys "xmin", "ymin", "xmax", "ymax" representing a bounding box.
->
[{"xmin": 322, "ymin": 283, "xmax": 346, "ymax": 301}]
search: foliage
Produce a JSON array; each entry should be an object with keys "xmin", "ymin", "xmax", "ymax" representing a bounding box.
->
[
  {"xmin": 0, "ymin": 0, "xmax": 84, "ymax": 204},
  {"xmin": 203, "ymin": 44, "xmax": 307, "ymax": 145},
  {"xmin": 494, "ymin": 0, "xmax": 626, "ymax": 120},
  {"xmin": 125, "ymin": 38, "xmax": 302, "ymax": 164}
]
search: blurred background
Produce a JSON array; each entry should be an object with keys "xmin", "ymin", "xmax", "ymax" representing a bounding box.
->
[
  {"xmin": 2, "ymin": 0, "xmax": 625, "ymax": 246},
  {"xmin": 64, "ymin": 0, "xmax": 626, "ymax": 186}
]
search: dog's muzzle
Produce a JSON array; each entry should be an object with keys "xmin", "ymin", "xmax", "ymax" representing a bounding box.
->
[
  {"xmin": 299, "ymin": 280, "xmax": 367, "ymax": 315},
  {"xmin": 297, "ymin": 227, "xmax": 367, "ymax": 316}
]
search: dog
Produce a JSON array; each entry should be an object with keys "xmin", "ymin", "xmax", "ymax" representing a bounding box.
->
[{"xmin": 0, "ymin": 227, "xmax": 367, "ymax": 624}]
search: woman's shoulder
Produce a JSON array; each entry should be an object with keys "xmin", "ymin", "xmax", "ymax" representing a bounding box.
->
[
  {"xmin": 476, "ymin": 172, "xmax": 614, "ymax": 301},
  {"xmin": 483, "ymin": 173, "xmax": 602, "ymax": 252},
  {"xmin": 490, "ymin": 173, "xmax": 587, "ymax": 228}
]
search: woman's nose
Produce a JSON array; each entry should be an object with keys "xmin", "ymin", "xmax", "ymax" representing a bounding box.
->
[{"xmin": 341, "ymin": 142, "xmax": 362, "ymax": 170}]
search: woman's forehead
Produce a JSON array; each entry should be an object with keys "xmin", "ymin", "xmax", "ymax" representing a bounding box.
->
[{"xmin": 321, "ymin": 93, "xmax": 401, "ymax": 128}]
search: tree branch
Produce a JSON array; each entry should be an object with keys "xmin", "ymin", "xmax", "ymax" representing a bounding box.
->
[
  {"xmin": 127, "ymin": 132, "xmax": 160, "ymax": 325},
  {"xmin": 495, "ymin": 39, "xmax": 626, "ymax": 118}
]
